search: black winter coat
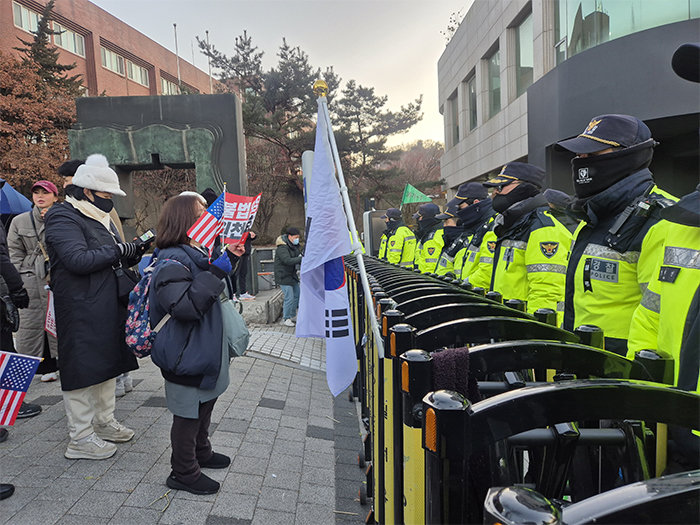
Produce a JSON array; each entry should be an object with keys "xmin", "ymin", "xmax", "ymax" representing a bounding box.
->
[
  {"xmin": 149, "ymin": 244, "xmax": 226, "ymax": 390},
  {"xmin": 274, "ymin": 234, "xmax": 302, "ymax": 286},
  {"xmin": 44, "ymin": 202, "xmax": 138, "ymax": 391}
]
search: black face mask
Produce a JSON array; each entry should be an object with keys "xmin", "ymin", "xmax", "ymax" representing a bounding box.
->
[
  {"xmin": 91, "ymin": 194, "xmax": 114, "ymax": 213},
  {"xmin": 571, "ymin": 139, "xmax": 655, "ymax": 199},
  {"xmin": 456, "ymin": 202, "xmax": 483, "ymax": 228},
  {"xmin": 492, "ymin": 184, "xmax": 540, "ymax": 213},
  {"xmin": 442, "ymin": 225, "xmax": 462, "ymax": 245}
]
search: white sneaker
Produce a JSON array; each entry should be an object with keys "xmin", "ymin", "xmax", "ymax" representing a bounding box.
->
[
  {"xmin": 115, "ymin": 378, "xmax": 125, "ymax": 397},
  {"xmin": 94, "ymin": 419, "xmax": 135, "ymax": 443},
  {"xmin": 40, "ymin": 372, "xmax": 58, "ymax": 382},
  {"xmin": 282, "ymin": 318, "xmax": 295, "ymax": 327},
  {"xmin": 122, "ymin": 374, "xmax": 133, "ymax": 393},
  {"xmin": 239, "ymin": 292, "xmax": 256, "ymax": 300},
  {"xmin": 65, "ymin": 432, "xmax": 117, "ymax": 460}
]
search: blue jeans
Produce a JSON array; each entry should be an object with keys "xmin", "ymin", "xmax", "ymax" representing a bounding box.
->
[{"xmin": 281, "ymin": 283, "xmax": 300, "ymax": 319}]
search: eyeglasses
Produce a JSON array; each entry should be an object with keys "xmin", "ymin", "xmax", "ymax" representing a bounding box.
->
[{"xmin": 494, "ymin": 181, "xmax": 518, "ymax": 193}]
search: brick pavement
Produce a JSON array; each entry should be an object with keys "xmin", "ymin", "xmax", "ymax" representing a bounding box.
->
[{"xmin": 0, "ymin": 325, "xmax": 367, "ymax": 524}]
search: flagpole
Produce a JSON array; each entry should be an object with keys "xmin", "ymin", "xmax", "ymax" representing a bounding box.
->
[{"xmin": 313, "ymin": 80, "xmax": 385, "ymax": 359}]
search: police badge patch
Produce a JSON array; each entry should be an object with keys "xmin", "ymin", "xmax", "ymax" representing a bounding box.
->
[
  {"xmin": 487, "ymin": 241, "xmax": 496, "ymax": 253},
  {"xmin": 427, "ymin": 247, "xmax": 435, "ymax": 255},
  {"xmin": 390, "ymin": 240, "xmax": 396, "ymax": 246},
  {"xmin": 540, "ymin": 242, "xmax": 559, "ymax": 258}
]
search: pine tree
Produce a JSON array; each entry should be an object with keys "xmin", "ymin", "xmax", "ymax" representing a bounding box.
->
[{"xmin": 13, "ymin": 0, "xmax": 82, "ymax": 96}]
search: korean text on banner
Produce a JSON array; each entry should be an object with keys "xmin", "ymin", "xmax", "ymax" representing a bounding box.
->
[
  {"xmin": 221, "ymin": 193, "xmax": 262, "ymax": 244},
  {"xmin": 0, "ymin": 351, "xmax": 41, "ymax": 426}
]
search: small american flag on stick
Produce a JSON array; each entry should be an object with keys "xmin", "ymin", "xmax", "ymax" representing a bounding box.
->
[
  {"xmin": 187, "ymin": 192, "xmax": 225, "ymax": 255},
  {"xmin": 0, "ymin": 351, "xmax": 41, "ymax": 426}
]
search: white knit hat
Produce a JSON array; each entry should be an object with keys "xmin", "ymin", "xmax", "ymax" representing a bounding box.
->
[{"xmin": 72, "ymin": 154, "xmax": 126, "ymax": 197}]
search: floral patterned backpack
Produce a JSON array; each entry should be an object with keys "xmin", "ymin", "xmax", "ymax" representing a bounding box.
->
[{"xmin": 125, "ymin": 258, "xmax": 184, "ymax": 358}]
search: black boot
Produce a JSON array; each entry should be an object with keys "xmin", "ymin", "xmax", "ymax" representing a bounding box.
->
[{"xmin": 0, "ymin": 484, "xmax": 14, "ymax": 500}]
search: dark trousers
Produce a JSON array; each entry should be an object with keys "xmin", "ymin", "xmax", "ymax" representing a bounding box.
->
[
  {"xmin": 170, "ymin": 398, "xmax": 216, "ymax": 484},
  {"xmin": 237, "ymin": 255, "xmax": 250, "ymax": 294}
]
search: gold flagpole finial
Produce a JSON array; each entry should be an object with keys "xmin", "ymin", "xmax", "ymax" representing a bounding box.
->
[{"xmin": 313, "ymin": 79, "xmax": 328, "ymax": 97}]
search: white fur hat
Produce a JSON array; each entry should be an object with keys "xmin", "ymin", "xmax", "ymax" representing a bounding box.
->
[{"xmin": 72, "ymin": 154, "xmax": 126, "ymax": 197}]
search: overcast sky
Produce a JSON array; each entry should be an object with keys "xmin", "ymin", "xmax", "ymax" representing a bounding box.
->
[{"xmin": 90, "ymin": 0, "xmax": 472, "ymax": 147}]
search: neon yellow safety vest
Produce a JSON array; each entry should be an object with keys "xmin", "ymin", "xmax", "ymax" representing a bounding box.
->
[
  {"xmin": 563, "ymin": 184, "xmax": 677, "ymax": 355},
  {"xmin": 436, "ymin": 232, "xmax": 471, "ymax": 277},
  {"xmin": 627, "ymin": 219, "xmax": 700, "ymax": 390},
  {"xmin": 491, "ymin": 209, "xmax": 572, "ymax": 317},
  {"xmin": 459, "ymin": 217, "xmax": 497, "ymax": 283},
  {"xmin": 378, "ymin": 225, "xmax": 416, "ymax": 268},
  {"xmin": 415, "ymin": 228, "xmax": 444, "ymax": 274}
]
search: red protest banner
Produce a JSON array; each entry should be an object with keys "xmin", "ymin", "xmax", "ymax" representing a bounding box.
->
[{"xmin": 221, "ymin": 192, "xmax": 261, "ymax": 243}]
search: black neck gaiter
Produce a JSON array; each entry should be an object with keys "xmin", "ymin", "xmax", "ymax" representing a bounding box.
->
[
  {"xmin": 91, "ymin": 194, "xmax": 114, "ymax": 213},
  {"xmin": 442, "ymin": 225, "xmax": 462, "ymax": 246},
  {"xmin": 492, "ymin": 183, "xmax": 540, "ymax": 213},
  {"xmin": 571, "ymin": 139, "xmax": 655, "ymax": 199}
]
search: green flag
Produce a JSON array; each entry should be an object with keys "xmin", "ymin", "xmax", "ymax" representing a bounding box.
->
[{"xmin": 400, "ymin": 183, "xmax": 432, "ymax": 207}]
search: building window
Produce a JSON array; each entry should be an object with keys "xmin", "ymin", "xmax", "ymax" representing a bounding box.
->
[
  {"xmin": 12, "ymin": 1, "xmax": 40, "ymax": 33},
  {"xmin": 515, "ymin": 12, "xmax": 534, "ymax": 97},
  {"xmin": 487, "ymin": 49, "xmax": 501, "ymax": 119},
  {"xmin": 161, "ymin": 77, "xmax": 180, "ymax": 95},
  {"xmin": 448, "ymin": 92, "xmax": 459, "ymax": 147},
  {"xmin": 554, "ymin": 0, "xmax": 699, "ymax": 65},
  {"xmin": 127, "ymin": 61, "xmax": 150, "ymax": 87},
  {"xmin": 467, "ymin": 75, "xmax": 477, "ymax": 131},
  {"xmin": 101, "ymin": 46, "xmax": 125, "ymax": 75},
  {"xmin": 53, "ymin": 22, "xmax": 85, "ymax": 57}
]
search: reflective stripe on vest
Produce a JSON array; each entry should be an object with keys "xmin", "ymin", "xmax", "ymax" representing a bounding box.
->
[
  {"xmin": 526, "ymin": 263, "xmax": 567, "ymax": 274},
  {"xmin": 583, "ymin": 243, "xmax": 640, "ymax": 264},
  {"xmin": 640, "ymin": 288, "xmax": 661, "ymax": 313},
  {"xmin": 664, "ymin": 246, "xmax": 700, "ymax": 269}
]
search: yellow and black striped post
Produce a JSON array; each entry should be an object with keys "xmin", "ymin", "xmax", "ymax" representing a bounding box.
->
[{"xmin": 399, "ymin": 348, "xmax": 431, "ymax": 525}]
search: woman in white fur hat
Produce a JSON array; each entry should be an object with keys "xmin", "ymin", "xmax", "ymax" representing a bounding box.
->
[{"xmin": 45, "ymin": 154, "xmax": 147, "ymax": 460}]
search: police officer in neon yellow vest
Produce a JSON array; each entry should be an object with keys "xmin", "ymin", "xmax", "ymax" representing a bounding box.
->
[
  {"xmin": 434, "ymin": 199, "xmax": 468, "ymax": 277},
  {"xmin": 483, "ymin": 162, "xmax": 572, "ymax": 317},
  {"xmin": 377, "ymin": 208, "xmax": 415, "ymax": 268},
  {"xmin": 412, "ymin": 203, "xmax": 444, "ymax": 274},
  {"xmin": 452, "ymin": 182, "xmax": 497, "ymax": 282},
  {"xmin": 557, "ymin": 114, "xmax": 676, "ymax": 356}
]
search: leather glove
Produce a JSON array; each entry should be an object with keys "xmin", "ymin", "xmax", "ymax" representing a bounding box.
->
[
  {"xmin": 10, "ymin": 288, "xmax": 29, "ymax": 309},
  {"xmin": 209, "ymin": 252, "xmax": 232, "ymax": 278}
]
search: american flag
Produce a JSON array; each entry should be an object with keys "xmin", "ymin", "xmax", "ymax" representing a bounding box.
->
[
  {"xmin": 0, "ymin": 351, "xmax": 41, "ymax": 426},
  {"xmin": 187, "ymin": 192, "xmax": 225, "ymax": 255}
]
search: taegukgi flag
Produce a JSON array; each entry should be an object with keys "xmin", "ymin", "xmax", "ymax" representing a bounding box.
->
[{"xmin": 296, "ymin": 97, "xmax": 356, "ymax": 396}]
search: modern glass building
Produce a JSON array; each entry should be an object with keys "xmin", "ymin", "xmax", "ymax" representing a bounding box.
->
[{"xmin": 438, "ymin": 0, "xmax": 699, "ymax": 196}]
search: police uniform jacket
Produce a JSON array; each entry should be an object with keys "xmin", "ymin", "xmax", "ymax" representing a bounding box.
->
[
  {"xmin": 563, "ymin": 169, "xmax": 676, "ymax": 355},
  {"xmin": 627, "ymin": 186, "xmax": 699, "ymax": 390},
  {"xmin": 490, "ymin": 193, "xmax": 572, "ymax": 316},
  {"xmin": 414, "ymin": 222, "xmax": 445, "ymax": 274},
  {"xmin": 378, "ymin": 221, "xmax": 415, "ymax": 268}
]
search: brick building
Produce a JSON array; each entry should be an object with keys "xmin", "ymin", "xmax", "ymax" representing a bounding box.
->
[{"xmin": 1, "ymin": 0, "xmax": 213, "ymax": 96}]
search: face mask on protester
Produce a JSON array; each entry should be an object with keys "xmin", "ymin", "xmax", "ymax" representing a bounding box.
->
[
  {"xmin": 291, "ymin": 238, "xmax": 300, "ymax": 245},
  {"xmin": 90, "ymin": 193, "xmax": 114, "ymax": 213}
]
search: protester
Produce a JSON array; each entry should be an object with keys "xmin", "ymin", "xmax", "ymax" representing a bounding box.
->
[
  {"xmin": 274, "ymin": 227, "xmax": 302, "ymax": 326},
  {"xmin": 45, "ymin": 154, "xmax": 142, "ymax": 460},
  {"xmin": 236, "ymin": 230, "xmax": 256, "ymax": 299},
  {"xmin": 0, "ymin": 216, "xmax": 41, "ymax": 421},
  {"xmin": 148, "ymin": 194, "xmax": 247, "ymax": 495},
  {"xmin": 7, "ymin": 180, "xmax": 60, "ymax": 381}
]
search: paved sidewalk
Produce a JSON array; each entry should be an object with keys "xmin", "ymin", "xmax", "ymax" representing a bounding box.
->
[{"xmin": 1, "ymin": 325, "xmax": 367, "ymax": 524}]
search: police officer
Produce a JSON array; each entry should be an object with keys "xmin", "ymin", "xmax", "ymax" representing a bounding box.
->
[
  {"xmin": 557, "ymin": 114, "xmax": 676, "ymax": 355},
  {"xmin": 482, "ymin": 162, "xmax": 572, "ymax": 316},
  {"xmin": 412, "ymin": 203, "xmax": 444, "ymax": 274},
  {"xmin": 435, "ymin": 199, "xmax": 468, "ymax": 277},
  {"xmin": 377, "ymin": 208, "xmax": 416, "ymax": 268},
  {"xmin": 453, "ymin": 182, "xmax": 497, "ymax": 283}
]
